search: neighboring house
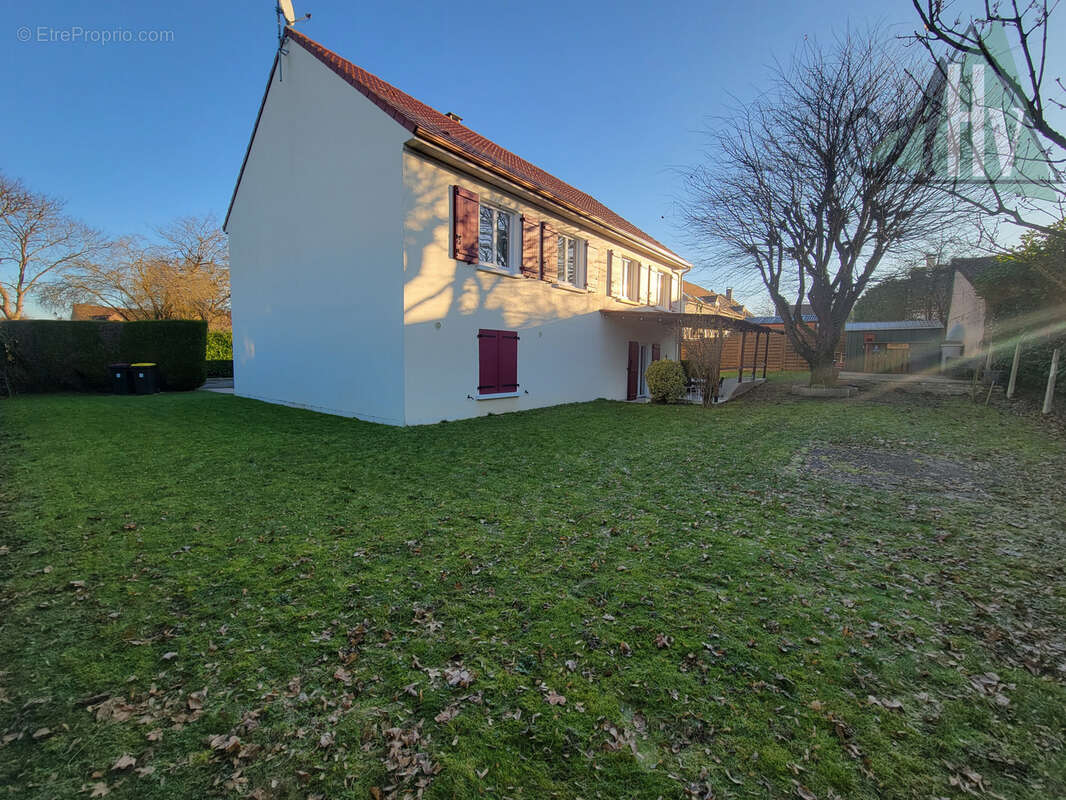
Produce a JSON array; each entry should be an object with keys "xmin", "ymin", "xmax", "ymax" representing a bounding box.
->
[
  {"xmin": 943, "ymin": 256, "xmax": 997, "ymax": 367},
  {"xmin": 224, "ymin": 29, "xmax": 696, "ymax": 425},
  {"xmin": 843, "ymin": 321, "xmax": 944, "ymax": 374},
  {"xmin": 679, "ymin": 281, "xmax": 750, "ymax": 360},
  {"xmin": 71, "ymin": 303, "xmax": 125, "ymax": 322},
  {"xmin": 682, "ymin": 282, "xmax": 749, "ymax": 318}
]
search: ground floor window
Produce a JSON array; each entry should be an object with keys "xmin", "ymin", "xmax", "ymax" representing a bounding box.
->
[{"xmin": 477, "ymin": 329, "xmax": 519, "ymax": 397}]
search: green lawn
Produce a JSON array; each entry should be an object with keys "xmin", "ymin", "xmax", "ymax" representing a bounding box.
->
[{"xmin": 2, "ymin": 386, "xmax": 1065, "ymax": 799}]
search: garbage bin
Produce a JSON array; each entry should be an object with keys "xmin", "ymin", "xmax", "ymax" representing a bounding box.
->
[
  {"xmin": 131, "ymin": 362, "xmax": 160, "ymax": 394},
  {"xmin": 108, "ymin": 363, "xmax": 133, "ymax": 394}
]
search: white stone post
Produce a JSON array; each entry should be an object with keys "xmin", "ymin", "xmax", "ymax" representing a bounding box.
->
[
  {"xmin": 1044, "ymin": 348, "xmax": 1061, "ymax": 415},
  {"xmin": 1006, "ymin": 340, "xmax": 1021, "ymax": 400}
]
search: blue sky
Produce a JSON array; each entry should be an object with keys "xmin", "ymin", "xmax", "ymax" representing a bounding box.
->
[{"xmin": 5, "ymin": 0, "xmax": 1063, "ymax": 316}]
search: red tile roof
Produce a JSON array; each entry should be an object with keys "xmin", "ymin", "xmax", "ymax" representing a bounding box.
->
[{"xmin": 282, "ymin": 29, "xmax": 688, "ymax": 266}]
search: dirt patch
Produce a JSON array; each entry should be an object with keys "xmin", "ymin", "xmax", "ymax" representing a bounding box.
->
[{"xmin": 798, "ymin": 443, "xmax": 999, "ymax": 500}]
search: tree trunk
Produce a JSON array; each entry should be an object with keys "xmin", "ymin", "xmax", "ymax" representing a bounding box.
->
[{"xmin": 809, "ymin": 355, "xmax": 839, "ymax": 387}]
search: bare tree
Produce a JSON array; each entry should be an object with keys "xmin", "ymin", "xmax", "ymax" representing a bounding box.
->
[
  {"xmin": 41, "ymin": 215, "xmax": 230, "ymax": 325},
  {"xmin": 682, "ymin": 31, "xmax": 956, "ymax": 385},
  {"xmin": 0, "ymin": 173, "xmax": 107, "ymax": 320},
  {"xmin": 911, "ymin": 0, "xmax": 1066, "ymax": 237}
]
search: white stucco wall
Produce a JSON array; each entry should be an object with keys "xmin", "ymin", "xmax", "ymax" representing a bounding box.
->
[
  {"xmin": 400, "ymin": 150, "xmax": 682, "ymax": 426},
  {"xmin": 945, "ymin": 270, "xmax": 986, "ymax": 357},
  {"xmin": 226, "ymin": 44, "xmax": 410, "ymax": 424}
]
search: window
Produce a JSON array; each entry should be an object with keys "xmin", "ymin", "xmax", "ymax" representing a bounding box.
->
[
  {"xmin": 619, "ymin": 257, "xmax": 640, "ymax": 302},
  {"xmin": 556, "ymin": 234, "xmax": 584, "ymax": 286},
  {"xmin": 478, "ymin": 204, "xmax": 514, "ymax": 270},
  {"xmin": 650, "ymin": 271, "xmax": 663, "ymax": 306},
  {"xmin": 477, "ymin": 329, "xmax": 519, "ymax": 397}
]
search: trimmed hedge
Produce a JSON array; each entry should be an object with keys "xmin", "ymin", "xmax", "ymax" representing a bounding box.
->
[
  {"xmin": 0, "ymin": 319, "xmax": 207, "ymax": 394},
  {"xmin": 206, "ymin": 359, "xmax": 234, "ymax": 378}
]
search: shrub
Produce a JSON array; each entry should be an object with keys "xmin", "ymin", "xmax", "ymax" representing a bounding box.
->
[
  {"xmin": 206, "ymin": 330, "xmax": 233, "ymax": 360},
  {"xmin": 121, "ymin": 320, "xmax": 207, "ymax": 391},
  {"xmin": 992, "ymin": 332, "xmax": 1066, "ymax": 394},
  {"xmin": 0, "ymin": 319, "xmax": 207, "ymax": 393},
  {"xmin": 205, "ymin": 359, "xmax": 234, "ymax": 378},
  {"xmin": 645, "ymin": 359, "xmax": 686, "ymax": 403}
]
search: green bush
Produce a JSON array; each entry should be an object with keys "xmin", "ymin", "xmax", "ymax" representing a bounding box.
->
[
  {"xmin": 205, "ymin": 359, "xmax": 233, "ymax": 378},
  {"xmin": 206, "ymin": 330, "xmax": 233, "ymax": 360},
  {"xmin": 0, "ymin": 319, "xmax": 207, "ymax": 394},
  {"xmin": 645, "ymin": 359, "xmax": 686, "ymax": 403},
  {"xmin": 121, "ymin": 321, "xmax": 207, "ymax": 391},
  {"xmin": 992, "ymin": 332, "xmax": 1066, "ymax": 394}
]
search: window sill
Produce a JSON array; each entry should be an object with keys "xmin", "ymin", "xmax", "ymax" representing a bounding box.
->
[
  {"xmin": 551, "ymin": 282, "xmax": 589, "ymax": 294},
  {"xmin": 613, "ymin": 297, "xmax": 642, "ymax": 306},
  {"xmin": 476, "ymin": 391, "xmax": 521, "ymax": 400},
  {"xmin": 476, "ymin": 264, "xmax": 521, "ymax": 279}
]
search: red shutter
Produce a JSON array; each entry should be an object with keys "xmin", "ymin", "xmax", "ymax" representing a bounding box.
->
[
  {"xmin": 606, "ymin": 250, "xmax": 614, "ymax": 297},
  {"xmin": 652, "ymin": 343, "xmax": 661, "ymax": 362},
  {"xmin": 499, "ymin": 331, "xmax": 519, "ymax": 391},
  {"xmin": 453, "ymin": 186, "xmax": 479, "ymax": 264},
  {"xmin": 541, "ymin": 222, "xmax": 556, "ymax": 282},
  {"xmin": 521, "ymin": 216, "xmax": 539, "ymax": 278},
  {"xmin": 626, "ymin": 340, "xmax": 639, "ymax": 401},
  {"xmin": 477, "ymin": 329, "xmax": 519, "ymax": 394},
  {"xmin": 477, "ymin": 329, "xmax": 499, "ymax": 393}
]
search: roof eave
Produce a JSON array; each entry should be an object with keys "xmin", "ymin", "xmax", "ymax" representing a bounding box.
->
[{"xmin": 407, "ymin": 134, "xmax": 693, "ymax": 272}]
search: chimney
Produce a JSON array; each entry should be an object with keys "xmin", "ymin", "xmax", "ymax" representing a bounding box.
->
[
  {"xmin": 445, "ymin": 112, "xmax": 463, "ymax": 123},
  {"xmin": 925, "ymin": 253, "xmax": 937, "ymax": 269},
  {"xmin": 725, "ymin": 288, "xmax": 733, "ymax": 301}
]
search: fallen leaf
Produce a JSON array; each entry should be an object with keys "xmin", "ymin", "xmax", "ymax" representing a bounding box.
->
[
  {"xmin": 111, "ymin": 754, "xmax": 136, "ymax": 771},
  {"xmin": 333, "ymin": 666, "xmax": 352, "ymax": 684},
  {"xmin": 161, "ymin": 652, "xmax": 177, "ymax": 661},
  {"xmin": 545, "ymin": 689, "xmax": 566, "ymax": 706},
  {"xmin": 31, "ymin": 728, "xmax": 51, "ymax": 740},
  {"xmin": 319, "ymin": 732, "xmax": 333, "ymax": 748},
  {"xmin": 135, "ymin": 766, "xmax": 155, "ymax": 778},
  {"xmin": 89, "ymin": 782, "xmax": 110, "ymax": 797}
]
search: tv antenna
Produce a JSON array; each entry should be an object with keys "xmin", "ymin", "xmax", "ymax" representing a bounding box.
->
[{"xmin": 275, "ymin": 0, "xmax": 311, "ymax": 81}]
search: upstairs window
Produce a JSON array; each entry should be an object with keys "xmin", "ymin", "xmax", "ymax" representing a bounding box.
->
[
  {"xmin": 556, "ymin": 234, "xmax": 585, "ymax": 287},
  {"xmin": 619, "ymin": 257, "xmax": 640, "ymax": 302},
  {"xmin": 478, "ymin": 204, "xmax": 514, "ymax": 271}
]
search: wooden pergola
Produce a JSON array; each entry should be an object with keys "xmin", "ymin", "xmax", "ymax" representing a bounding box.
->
[{"xmin": 601, "ymin": 309, "xmax": 782, "ymax": 382}]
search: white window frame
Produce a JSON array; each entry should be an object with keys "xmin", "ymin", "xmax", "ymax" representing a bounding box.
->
[
  {"xmin": 555, "ymin": 234, "xmax": 585, "ymax": 288},
  {"xmin": 477, "ymin": 203, "xmax": 518, "ymax": 274}
]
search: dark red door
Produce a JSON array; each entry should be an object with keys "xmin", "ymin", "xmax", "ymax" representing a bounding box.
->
[{"xmin": 626, "ymin": 340, "xmax": 639, "ymax": 400}]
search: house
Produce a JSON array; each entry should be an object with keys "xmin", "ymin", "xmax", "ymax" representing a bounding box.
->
[
  {"xmin": 682, "ymin": 282, "xmax": 749, "ymax": 318},
  {"xmin": 843, "ymin": 321, "xmax": 944, "ymax": 374},
  {"xmin": 71, "ymin": 303, "xmax": 125, "ymax": 322},
  {"xmin": 224, "ymin": 29, "xmax": 698, "ymax": 425},
  {"xmin": 942, "ymin": 256, "xmax": 997, "ymax": 367},
  {"xmin": 678, "ymin": 281, "xmax": 750, "ymax": 360}
]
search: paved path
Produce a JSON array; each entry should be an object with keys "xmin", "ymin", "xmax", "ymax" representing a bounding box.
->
[{"xmin": 200, "ymin": 377, "xmax": 234, "ymax": 394}]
